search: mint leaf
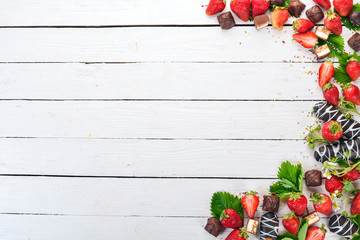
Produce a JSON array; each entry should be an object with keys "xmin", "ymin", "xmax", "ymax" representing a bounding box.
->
[
  {"xmin": 210, "ymin": 191, "xmax": 243, "ymax": 219},
  {"xmin": 297, "ymin": 218, "xmax": 309, "ymax": 240}
]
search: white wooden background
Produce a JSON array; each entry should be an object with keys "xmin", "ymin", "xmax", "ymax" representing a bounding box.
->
[{"xmin": 0, "ymin": 1, "xmax": 359, "ymax": 239}]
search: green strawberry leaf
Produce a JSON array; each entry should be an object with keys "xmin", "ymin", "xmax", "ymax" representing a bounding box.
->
[
  {"xmin": 317, "ymin": 34, "xmax": 344, "ymax": 58},
  {"xmin": 353, "ymin": 234, "xmax": 360, "ymax": 240},
  {"xmin": 334, "ymin": 65, "xmax": 352, "ymax": 85},
  {"xmin": 350, "ymin": 214, "xmax": 360, "ymax": 228},
  {"xmin": 210, "ymin": 191, "xmax": 244, "ymax": 219},
  {"xmin": 335, "ymin": 4, "xmax": 360, "ymax": 31},
  {"xmin": 343, "ymin": 182, "xmax": 356, "ymax": 192},
  {"xmin": 270, "ymin": 161, "xmax": 303, "ymax": 197},
  {"xmin": 297, "ymin": 218, "xmax": 309, "ymax": 240},
  {"xmin": 336, "ymin": 158, "xmax": 350, "ymax": 167},
  {"xmin": 277, "ymin": 233, "xmax": 298, "ymax": 240}
]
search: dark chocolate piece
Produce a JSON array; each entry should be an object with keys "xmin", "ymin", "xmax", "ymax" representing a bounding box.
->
[
  {"xmin": 254, "ymin": 14, "xmax": 270, "ymax": 30},
  {"xmin": 270, "ymin": 0, "xmax": 285, "ymax": 6},
  {"xmin": 260, "ymin": 212, "xmax": 279, "ymax": 240},
  {"xmin": 246, "ymin": 219, "xmax": 259, "ymax": 234},
  {"xmin": 304, "ymin": 212, "xmax": 320, "ymax": 226},
  {"xmin": 350, "ymin": 11, "xmax": 360, "ymax": 26},
  {"xmin": 262, "ymin": 195, "xmax": 280, "ymax": 212},
  {"xmin": 329, "ymin": 214, "xmax": 358, "ymax": 239},
  {"xmin": 315, "ymin": 26, "xmax": 331, "ymax": 41},
  {"xmin": 288, "ymin": 0, "xmax": 306, "ymax": 17},
  {"xmin": 305, "ymin": 170, "xmax": 322, "ymax": 186},
  {"xmin": 348, "ymin": 33, "xmax": 360, "ymax": 52},
  {"xmin": 306, "ymin": 5, "xmax": 324, "ymax": 23},
  {"xmin": 217, "ymin": 11, "xmax": 235, "ymax": 30},
  {"xmin": 204, "ymin": 217, "xmax": 224, "ymax": 237},
  {"xmin": 314, "ymin": 44, "xmax": 330, "ymax": 59}
]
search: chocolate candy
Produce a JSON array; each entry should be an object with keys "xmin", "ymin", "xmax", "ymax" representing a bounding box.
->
[
  {"xmin": 348, "ymin": 33, "xmax": 360, "ymax": 52},
  {"xmin": 288, "ymin": 0, "xmax": 306, "ymax": 17},
  {"xmin": 306, "ymin": 5, "xmax": 324, "ymax": 23},
  {"xmin": 246, "ymin": 219, "xmax": 259, "ymax": 234},
  {"xmin": 304, "ymin": 212, "xmax": 320, "ymax": 226},
  {"xmin": 254, "ymin": 14, "xmax": 270, "ymax": 30},
  {"xmin": 217, "ymin": 12, "xmax": 235, "ymax": 30},
  {"xmin": 270, "ymin": 0, "xmax": 285, "ymax": 6},
  {"xmin": 350, "ymin": 11, "xmax": 360, "ymax": 26},
  {"xmin": 204, "ymin": 217, "xmax": 224, "ymax": 237},
  {"xmin": 262, "ymin": 195, "xmax": 280, "ymax": 212},
  {"xmin": 329, "ymin": 214, "xmax": 358, "ymax": 239},
  {"xmin": 315, "ymin": 138, "xmax": 360, "ymax": 163},
  {"xmin": 315, "ymin": 26, "xmax": 331, "ymax": 41},
  {"xmin": 305, "ymin": 170, "xmax": 322, "ymax": 186},
  {"xmin": 260, "ymin": 212, "xmax": 279, "ymax": 240},
  {"xmin": 314, "ymin": 44, "xmax": 330, "ymax": 60}
]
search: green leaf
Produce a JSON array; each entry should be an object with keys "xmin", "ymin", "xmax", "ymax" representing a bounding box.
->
[
  {"xmin": 335, "ymin": 4, "xmax": 360, "ymax": 31},
  {"xmin": 277, "ymin": 232, "xmax": 298, "ymax": 240},
  {"xmin": 297, "ymin": 218, "xmax": 309, "ymax": 240},
  {"xmin": 353, "ymin": 234, "xmax": 360, "ymax": 240},
  {"xmin": 210, "ymin": 191, "xmax": 243, "ymax": 219},
  {"xmin": 350, "ymin": 214, "xmax": 360, "ymax": 228},
  {"xmin": 317, "ymin": 34, "xmax": 344, "ymax": 58},
  {"xmin": 334, "ymin": 65, "xmax": 352, "ymax": 85},
  {"xmin": 343, "ymin": 182, "xmax": 356, "ymax": 192},
  {"xmin": 336, "ymin": 158, "xmax": 350, "ymax": 167}
]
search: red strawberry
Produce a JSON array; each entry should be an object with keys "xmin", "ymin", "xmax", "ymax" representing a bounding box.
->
[
  {"xmin": 333, "ymin": 0, "xmax": 353, "ymax": 17},
  {"xmin": 241, "ymin": 192, "xmax": 259, "ymax": 219},
  {"xmin": 318, "ymin": 61, "xmax": 334, "ymax": 88},
  {"xmin": 321, "ymin": 120, "xmax": 343, "ymax": 141},
  {"xmin": 324, "ymin": 11, "xmax": 343, "ymax": 35},
  {"xmin": 310, "ymin": 193, "xmax": 332, "ymax": 216},
  {"xmin": 323, "ymin": 83, "xmax": 339, "ymax": 106},
  {"xmin": 306, "ymin": 225, "xmax": 327, "ymax": 240},
  {"xmin": 343, "ymin": 166, "xmax": 360, "ymax": 181},
  {"xmin": 293, "ymin": 18, "xmax": 315, "ymax": 33},
  {"xmin": 282, "ymin": 212, "xmax": 300, "ymax": 235},
  {"xmin": 220, "ymin": 209, "xmax": 244, "ymax": 229},
  {"xmin": 351, "ymin": 192, "xmax": 360, "ymax": 215},
  {"xmin": 343, "ymin": 84, "xmax": 360, "ymax": 105},
  {"xmin": 206, "ymin": 0, "xmax": 226, "ymax": 15},
  {"xmin": 325, "ymin": 174, "xmax": 344, "ymax": 195},
  {"xmin": 271, "ymin": 8, "xmax": 289, "ymax": 31},
  {"xmin": 251, "ymin": 0, "xmax": 270, "ymax": 18},
  {"xmin": 346, "ymin": 59, "xmax": 360, "ymax": 81},
  {"xmin": 293, "ymin": 32, "xmax": 318, "ymax": 48},
  {"xmin": 287, "ymin": 193, "xmax": 307, "ymax": 216},
  {"xmin": 313, "ymin": 0, "xmax": 331, "ymax": 9},
  {"xmin": 231, "ymin": 0, "xmax": 251, "ymax": 22},
  {"xmin": 226, "ymin": 229, "xmax": 249, "ymax": 240}
]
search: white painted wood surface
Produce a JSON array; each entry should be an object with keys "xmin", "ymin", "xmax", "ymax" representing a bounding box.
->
[{"xmin": 0, "ymin": 0, "xmax": 356, "ymax": 239}]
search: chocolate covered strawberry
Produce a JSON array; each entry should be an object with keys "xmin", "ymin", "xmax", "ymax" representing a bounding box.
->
[
  {"xmin": 313, "ymin": 0, "xmax": 331, "ymax": 9},
  {"xmin": 321, "ymin": 120, "xmax": 343, "ymax": 141},
  {"xmin": 306, "ymin": 225, "xmax": 327, "ymax": 240},
  {"xmin": 241, "ymin": 192, "xmax": 259, "ymax": 219},
  {"xmin": 282, "ymin": 212, "xmax": 300, "ymax": 235},
  {"xmin": 323, "ymin": 83, "xmax": 339, "ymax": 106},
  {"xmin": 251, "ymin": 0, "xmax": 270, "ymax": 18},
  {"xmin": 346, "ymin": 59, "xmax": 360, "ymax": 81},
  {"xmin": 206, "ymin": 0, "xmax": 226, "ymax": 15},
  {"xmin": 231, "ymin": 0, "xmax": 251, "ymax": 22},
  {"xmin": 343, "ymin": 84, "xmax": 360, "ymax": 105},
  {"xmin": 343, "ymin": 166, "xmax": 360, "ymax": 181},
  {"xmin": 333, "ymin": 0, "xmax": 353, "ymax": 17},
  {"xmin": 319, "ymin": 61, "xmax": 334, "ymax": 88},
  {"xmin": 324, "ymin": 11, "xmax": 342, "ymax": 35},
  {"xmin": 325, "ymin": 174, "xmax": 344, "ymax": 195},
  {"xmin": 310, "ymin": 193, "xmax": 332, "ymax": 216},
  {"xmin": 271, "ymin": 8, "xmax": 289, "ymax": 30},
  {"xmin": 293, "ymin": 18, "xmax": 314, "ymax": 33},
  {"xmin": 293, "ymin": 32, "xmax": 317, "ymax": 48},
  {"xmin": 351, "ymin": 192, "xmax": 360, "ymax": 215},
  {"xmin": 220, "ymin": 208, "xmax": 244, "ymax": 229},
  {"xmin": 226, "ymin": 229, "xmax": 249, "ymax": 240},
  {"xmin": 287, "ymin": 193, "xmax": 307, "ymax": 216}
]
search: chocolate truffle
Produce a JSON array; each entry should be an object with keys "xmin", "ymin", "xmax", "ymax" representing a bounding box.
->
[
  {"xmin": 246, "ymin": 219, "xmax": 259, "ymax": 234},
  {"xmin": 262, "ymin": 195, "xmax": 280, "ymax": 212},
  {"xmin": 204, "ymin": 217, "xmax": 224, "ymax": 237},
  {"xmin": 306, "ymin": 5, "xmax": 324, "ymax": 23},
  {"xmin": 305, "ymin": 170, "xmax": 322, "ymax": 186},
  {"xmin": 288, "ymin": 0, "xmax": 306, "ymax": 17},
  {"xmin": 348, "ymin": 33, "xmax": 360, "ymax": 52},
  {"xmin": 350, "ymin": 11, "xmax": 360, "ymax": 26},
  {"xmin": 304, "ymin": 212, "xmax": 320, "ymax": 226},
  {"xmin": 260, "ymin": 212, "xmax": 279, "ymax": 240},
  {"xmin": 315, "ymin": 26, "xmax": 331, "ymax": 41},
  {"xmin": 329, "ymin": 214, "xmax": 359, "ymax": 239},
  {"xmin": 217, "ymin": 11, "xmax": 235, "ymax": 30},
  {"xmin": 271, "ymin": 0, "xmax": 285, "ymax": 6},
  {"xmin": 315, "ymin": 44, "xmax": 331, "ymax": 60},
  {"xmin": 254, "ymin": 14, "xmax": 270, "ymax": 30}
]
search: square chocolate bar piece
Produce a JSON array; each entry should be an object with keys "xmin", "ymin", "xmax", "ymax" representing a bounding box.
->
[
  {"xmin": 262, "ymin": 195, "xmax": 280, "ymax": 212},
  {"xmin": 315, "ymin": 26, "xmax": 331, "ymax": 41},
  {"xmin": 304, "ymin": 212, "xmax": 320, "ymax": 226},
  {"xmin": 204, "ymin": 217, "xmax": 224, "ymax": 237},
  {"xmin": 305, "ymin": 170, "xmax": 322, "ymax": 186},
  {"xmin": 246, "ymin": 219, "xmax": 259, "ymax": 234},
  {"xmin": 217, "ymin": 12, "xmax": 235, "ymax": 30},
  {"xmin": 348, "ymin": 33, "xmax": 360, "ymax": 52},
  {"xmin": 315, "ymin": 44, "xmax": 331, "ymax": 60}
]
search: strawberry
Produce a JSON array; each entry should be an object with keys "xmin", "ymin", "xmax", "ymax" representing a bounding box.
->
[
  {"xmin": 220, "ymin": 208, "xmax": 244, "ymax": 229},
  {"xmin": 318, "ymin": 61, "xmax": 334, "ymax": 88},
  {"xmin": 343, "ymin": 84, "xmax": 360, "ymax": 105},
  {"xmin": 282, "ymin": 212, "xmax": 300, "ymax": 235},
  {"xmin": 321, "ymin": 120, "xmax": 343, "ymax": 141},
  {"xmin": 226, "ymin": 229, "xmax": 249, "ymax": 240},
  {"xmin": 323, "ymin": 83, "xmax": 339, "ymax": 106},
  {"xmin": 343, "ymin": 166, "xmax": 360, "ymax": 181},
  {"xmin": 313, "ymin": 0, "xmax": 331, "ymax": 9},
  {"xmin": 310, "ymin": 193, "xmax": 332, "ymax": 216},
  {"xmin": 325, "ymin": 174, "xmax": 344, "ymax": 195},
  {"xmin": 324, "ymin": 10, "xmax": 343, "ymax": 35},
  {"xmin": 293, "ymin": 32, "xmax": 318, "ymax": 49},
  {"xmin": 231, "ymin": 0, "xmax": 251, "ymax": 22},
  {"xmin": 351, "ymin": 192, "xmax": 360, "ymax": 215},
  {"xmin": 287, "ymin": 193, "xmax": 307, "ymax": 216},
  {"xmin": 271, "ymin": 8, "xmax": 289, "ymax": 31},
  {"xmin": 293, "ymin": 18, "xmax": 315, "ymax": 33},
  {"xmin": 206, "ymin": 0, "xmax": 226, "ymax": 15},
  {"xmin": 333, "ymin": 0, "xmax": 353, "ymax": 17},
  {"xmin": 306, "ymin": 225, "xmax": 327, "ymax": 240},
  {"xmin": 251, "ymin": 0, "xmax": 270, "ymax": 18},
  {"xmin": 241, "ymin": 192, "xmax": 259, "ymax": 219},
  {"xmin": 346, "ymin": 59, "xmax": 360, "ymax": 81}
]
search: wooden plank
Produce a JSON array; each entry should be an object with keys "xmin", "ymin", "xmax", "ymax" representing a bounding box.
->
[
  {"xmin": 0, "ymin": 63, "xmax": 322, "ymax": 100},
  {"xmin": 0, "ymin": 27, "xmax": 353, "ymax": 62},
  {"xmin": 0, "ymin": 0, "xmax": 318, "ymax": 26},
  {"xmin": 0, "ymin": 177, "xmax": 336, "ymax": 217},
  {"xmin": 0, "ymin": 138, "xmax": 315, "ymax": 177},
  {"xmin": 0, "ymin": 215, "xmax": 339, "ymax": 240},
  {"xmin": 0, "ymin": 101, "xmax": 316, "ymax": 139}
]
